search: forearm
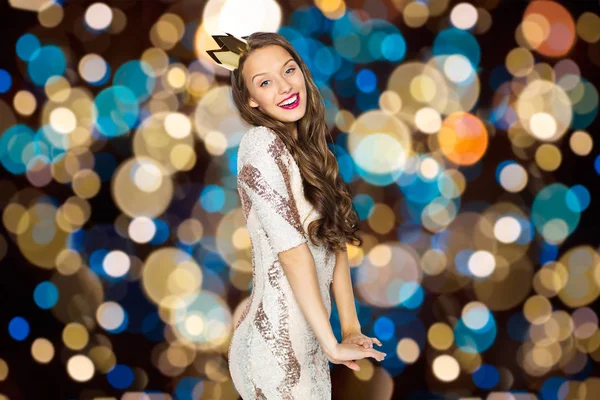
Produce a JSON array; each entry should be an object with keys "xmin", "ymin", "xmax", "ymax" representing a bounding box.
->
[
  {"xmin": 331, "ymin": 248, "xmax": 361, "ymax": 334},
  {"xmin": 280, "ymin": 246, "xmax": 338, "ymax": 355}
]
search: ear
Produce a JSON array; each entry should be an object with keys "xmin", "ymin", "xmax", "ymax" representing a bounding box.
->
[{"xmin": 248, "ymin": 97, "xmax": 259, "ymax": 108}]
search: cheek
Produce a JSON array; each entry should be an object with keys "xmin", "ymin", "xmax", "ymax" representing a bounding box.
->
[
  {"xmin": 255, "ymin": 91, "xmax": 272, "ymax": 108},
  {"xmin": 295, "ymin": 73, "xmax": 306, "ymax": 88}
]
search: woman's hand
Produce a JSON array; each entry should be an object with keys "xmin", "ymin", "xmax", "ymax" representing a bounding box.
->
[
  {"xmin": 341, "ymin": 330, "xmax": 383, "ymax": 349},
  {"xmin": 324, "ymin": 342, "xmax": 386, "ymax": 371}
]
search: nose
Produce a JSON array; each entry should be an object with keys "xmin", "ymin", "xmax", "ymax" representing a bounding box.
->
[
  {"xmin": 277, "ymin": 77, "xmax": 293, "ymax": 94},
  {"xmin": 279, "ymin": 85, "xmax": 292, "ymax": 95}
]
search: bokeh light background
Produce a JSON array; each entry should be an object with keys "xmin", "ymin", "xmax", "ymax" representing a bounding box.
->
[{"xmin": 0, "ymin": 0, "xmax": 599, "ymax": 399}]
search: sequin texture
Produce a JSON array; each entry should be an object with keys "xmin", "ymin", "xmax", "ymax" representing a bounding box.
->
[{"xmin": 229, "ymin": 126, "xmax": 335, "ymax": 399}]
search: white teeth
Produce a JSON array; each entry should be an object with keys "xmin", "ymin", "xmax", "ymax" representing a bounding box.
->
[{"xmin": 278, "ymin": 94, "xmax": 298, "ymax": 107}]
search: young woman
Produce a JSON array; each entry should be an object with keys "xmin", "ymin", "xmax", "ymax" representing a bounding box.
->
[{"xmin": 218, "ymin": 32, "xmax": 385, "ymax": 399}]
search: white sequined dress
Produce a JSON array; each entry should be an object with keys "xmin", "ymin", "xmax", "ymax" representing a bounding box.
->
[{"xmin": 228, "ymin": 125, "xmax": 336, "ymax": 399}]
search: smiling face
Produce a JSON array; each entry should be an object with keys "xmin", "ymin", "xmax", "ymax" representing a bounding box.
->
[{"xmin": 242, "ymin": 45, "xmax": 307, "ymax": 130}]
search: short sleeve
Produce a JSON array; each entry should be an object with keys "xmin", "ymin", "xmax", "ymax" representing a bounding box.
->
[{"xmin": 237, "ymin": 127, "xmax": 308, "ymax": 256}]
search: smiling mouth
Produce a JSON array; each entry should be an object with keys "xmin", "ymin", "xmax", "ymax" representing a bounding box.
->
[{"xmin": 278, "ymin": 93, "xmax": 299, "ymax": 107}]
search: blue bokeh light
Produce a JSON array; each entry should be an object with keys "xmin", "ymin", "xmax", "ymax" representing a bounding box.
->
[
  {"xmin": 149, "ymin": 218, "xmax": 170, "ymax": 245},
  {"xmin": 113, "ymin": 60, "xmax": 155, "ymax": 102},
  {"xmin": 289, "ymin": 7, "xmax": 327, "ymax": 36},
  {"xmin": 565, "ymin": 184, "xmax": 590, "ymax": 213},
  {"xmin": 33, "ymin": 281, "xmax": 59, "ymax": 309},
  {"xmin": 540, "ymin": 376, "xmax": 567, "ymax": 400},
  {"xmin": 314, "ymin": 45, "xmax": 338, "ymax": 78},
  {"xmin": 0, "ymin": 124, "xmax": 36, "ymax": 175},
  {"xmin": 27, "ymin": 45, "xmax": 66, "ymax": 86},
  {"xmin": 356, "ymin": 69, "xmax": 377, "ymax": 93},
  {"xmin": 433, "ymin": 28, "xmax": 481, "ymax": 67},
  {"xmin": 8, "ymin": 316, "xmax": 30, "ymax": 341},
  {"xmin": 539, "ymin": 241, "xmax": 559, "ymax": 265},
  {"xmin": 0, "ymin": 69, "xmax": 13, "ymax": 93},
  {"xmin": 107, "ymin": 364, "xmax": 134, "ymax": 389},
  {"xmin": 200, "ymin": 185, "xmax": 226, "ymax": 213},
  {"xmin": 352, "ymin": 194, "xmax": 374, "ymax": 220},
  {"xmin": 381, "ymin": 33, "xmax": 406, "ymax": 62},
  {"xmin": 532, "ymin": 183, "xmax": 580, "ymax": 241},
  {"xmin": 93, "ymin": 85, "xmax": 139, "ymax": 137},
  {"xmin": 89, "ymin": 248, "xmax": 112, "ymax": 280},
  {"xmin": 175, "ymin": 377, "xmax": 204, "ymax": 400},
  {"xmin": 398, "ymin": 282, "xmax": 424, "ymax": 309},
  {"xmin": 16, "ymin": 33, "xmax": 40, "ymax": 62},
  {"xmin": 454, "ymin": 309, "xmax": 497, "ymax": 353},
  {"xmin": 472, "ymin": 364, "xmax": 499, "ymax": 389},
  {"xmin": 374, "ymin": 316, "xmax": 395, "ymax": 340}
]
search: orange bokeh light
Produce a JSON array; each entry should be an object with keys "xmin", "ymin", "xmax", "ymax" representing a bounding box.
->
[
  {"xmin": 438, "ymin": 112, "xmax": 488, "ymax": 166},
  {"xmin": 523, "ymin": 0, "xmax": 576, "ymax": 58}
]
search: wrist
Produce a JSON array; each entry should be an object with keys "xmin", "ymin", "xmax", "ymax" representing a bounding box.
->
[
  {"xmin": 341, "ymin": 321, "xmax": 361, "ymax": 336},
  {"xmin": 320, "ymin": 334, "xmax": 338, "ymax": 357}
]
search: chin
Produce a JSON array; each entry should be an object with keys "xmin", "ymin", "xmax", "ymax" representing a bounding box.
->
[
  {"xmin": 277, "ymin": 113, "xmax": 305, "ymax": 124},
  {"xmin": 273, "ymin": 104, "xmax": 307, "ymax": 123}
]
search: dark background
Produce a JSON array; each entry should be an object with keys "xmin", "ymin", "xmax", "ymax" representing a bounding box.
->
[{"xmin": 1, "ymin": 0, "xmax": 599, "ymax": 399}]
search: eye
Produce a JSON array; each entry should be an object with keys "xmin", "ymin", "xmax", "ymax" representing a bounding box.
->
[{"xmin": 260, "ymin": 68, "xmax": 296, "ymax": 87}]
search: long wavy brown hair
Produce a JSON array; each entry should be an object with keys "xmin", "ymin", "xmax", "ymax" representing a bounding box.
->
[{"xmin": 230, "ymin": 32, "xmax": 362, "ymax": 252}]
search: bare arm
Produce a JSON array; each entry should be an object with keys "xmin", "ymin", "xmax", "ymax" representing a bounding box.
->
[
  {"xmin": 278, "ymin": 244, "xmax": 338, "ymax": 357},
  {"xmin": 331, "ymin": 247, "xmax": 361, "ymax": 335}
]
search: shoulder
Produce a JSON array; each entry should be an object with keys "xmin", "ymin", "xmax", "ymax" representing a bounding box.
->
[
  {"xmin": 240, "ymin": 125, "xmax": 275, "ymax": 145},
  {"xmin": 238, "ymin": 125, "xmax": 278, "ymax": 159}
]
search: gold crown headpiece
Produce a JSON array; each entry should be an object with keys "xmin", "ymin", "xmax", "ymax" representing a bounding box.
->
[{"xmin": 206, "ymin": 32, "xmax": 250, "ymax": 72}]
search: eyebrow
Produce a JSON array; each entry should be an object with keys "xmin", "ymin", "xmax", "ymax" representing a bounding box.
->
[{"xmin": 252, "ymin": 58, "xmax": 295, "ymax": 84}]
